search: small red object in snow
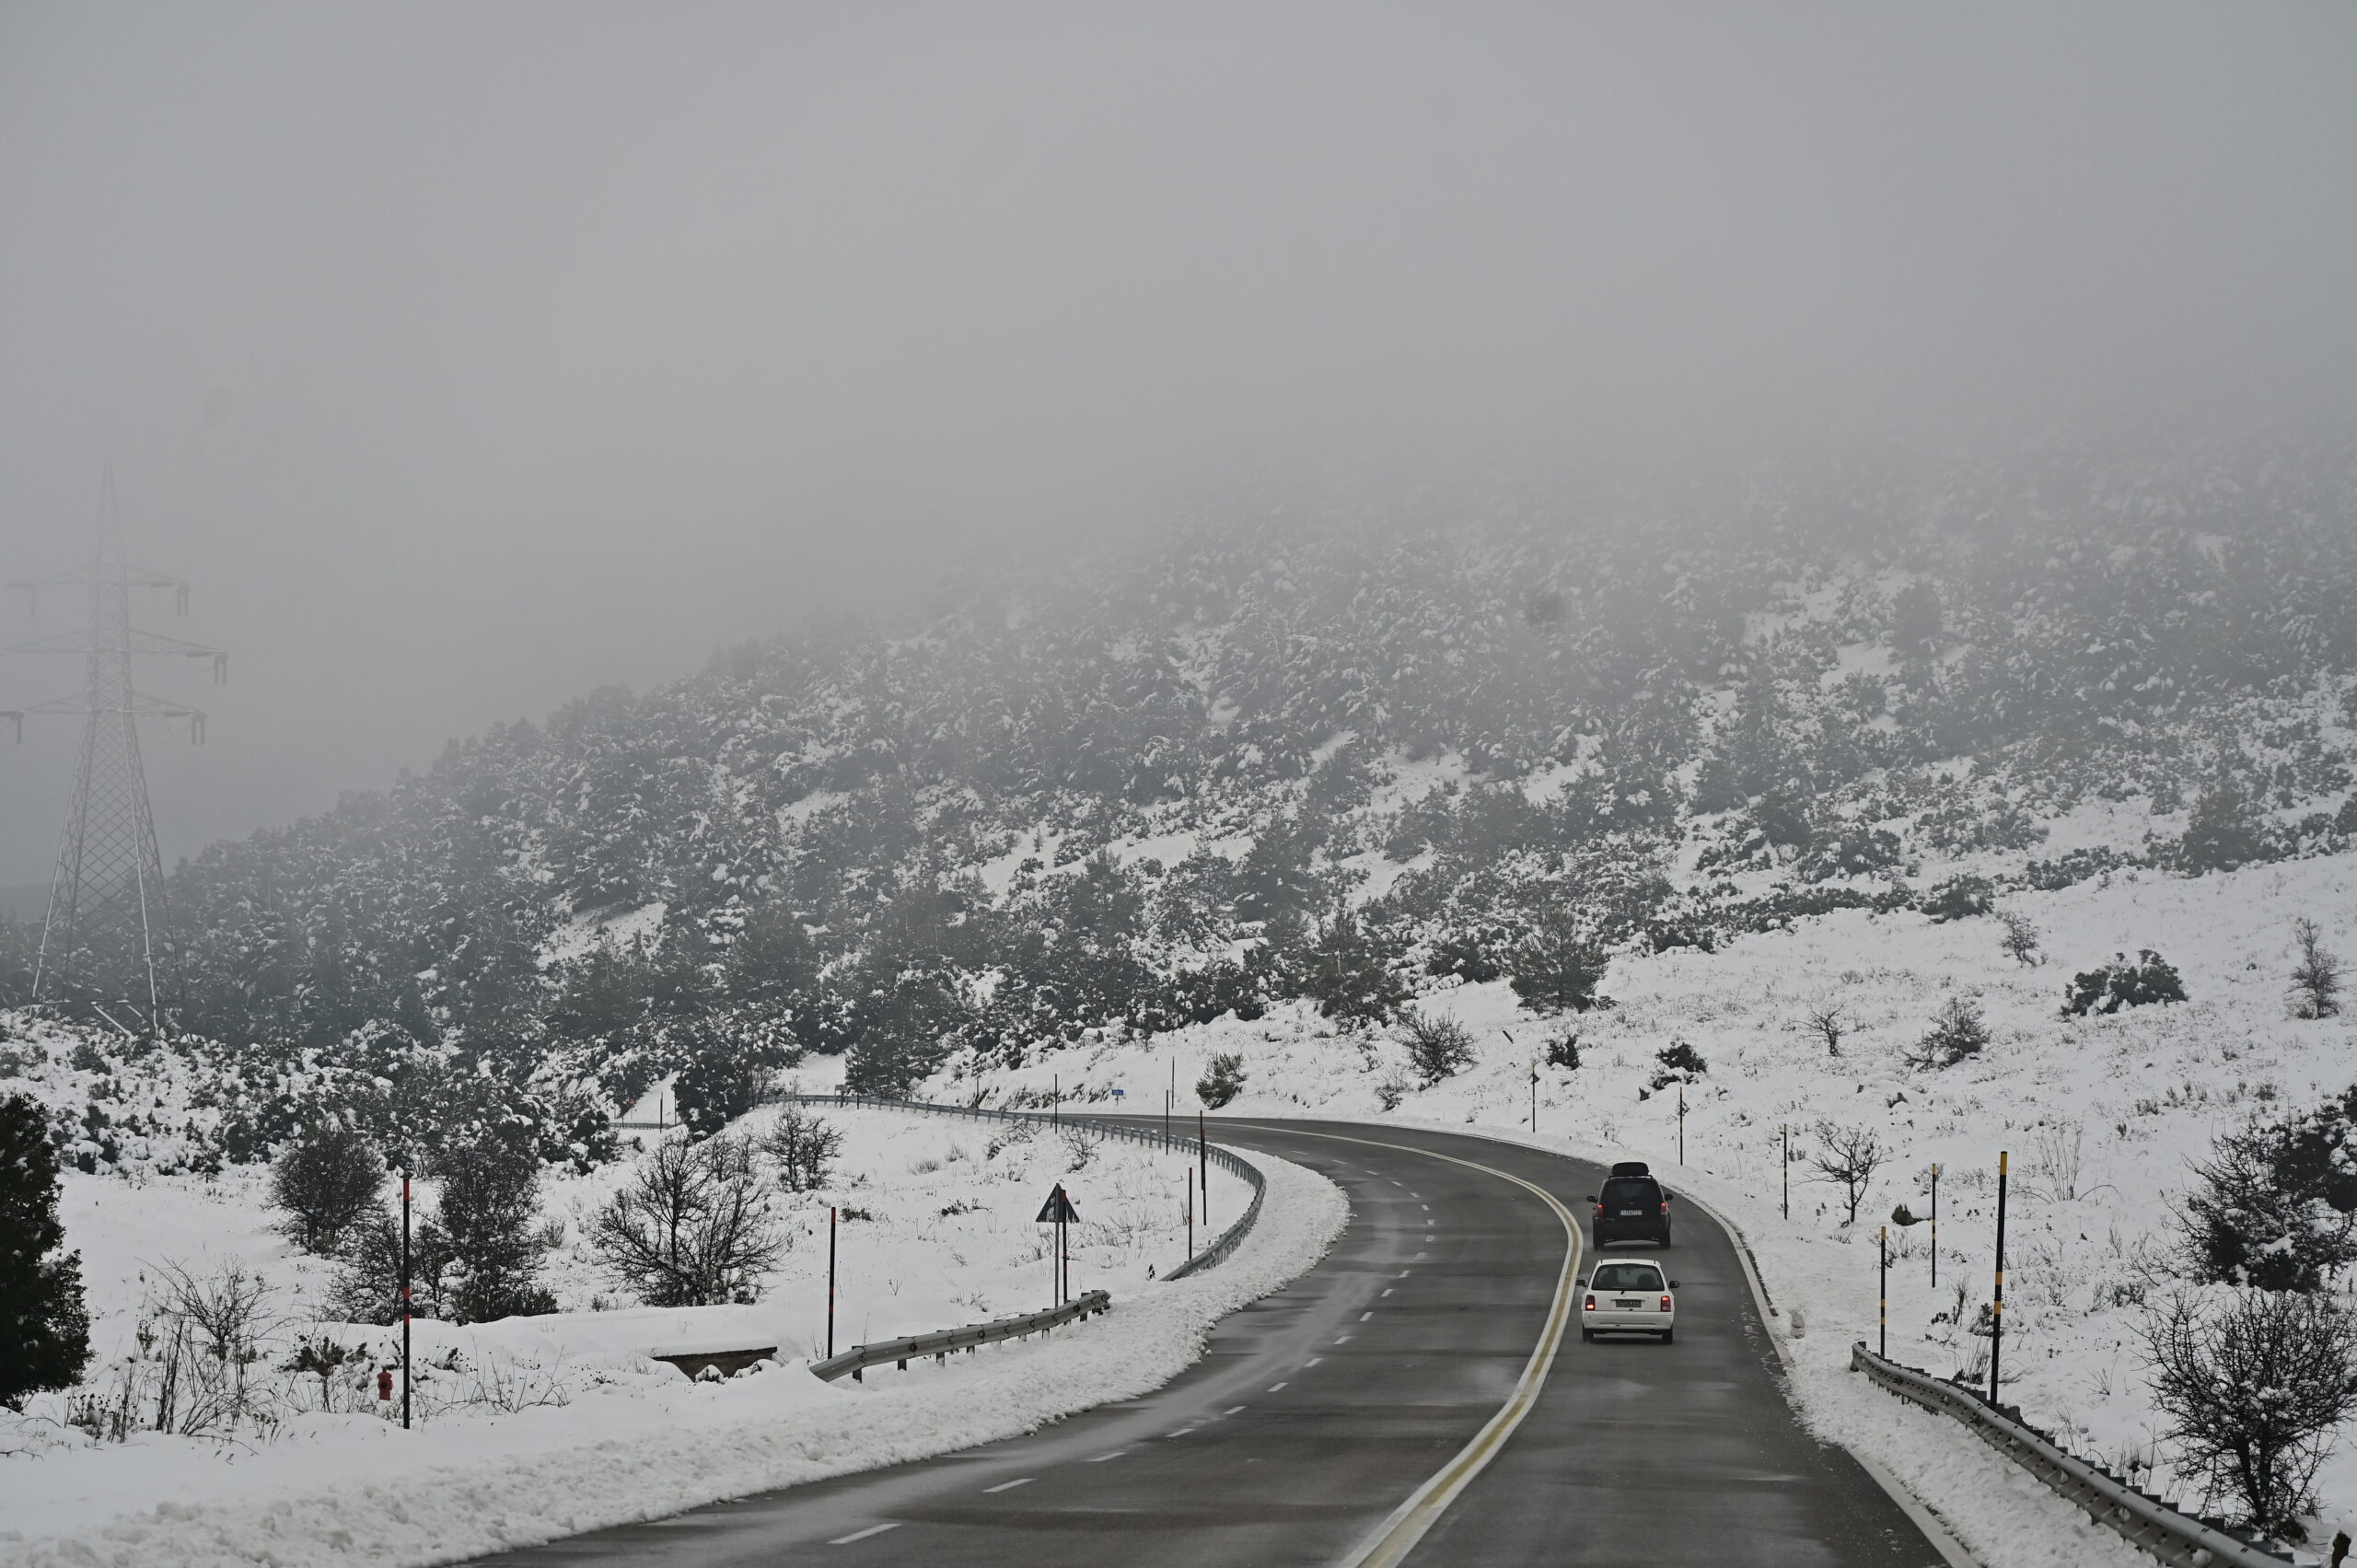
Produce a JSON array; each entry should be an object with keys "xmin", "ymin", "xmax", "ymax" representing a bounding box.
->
[{"xmin": 377, "ymin": 1369, "xmax": 394, "ymax": 1401}]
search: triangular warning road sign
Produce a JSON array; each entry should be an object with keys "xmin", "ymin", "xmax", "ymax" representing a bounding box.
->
[{"xmin": 1035, "ymin": 1184, "xmax": 1080, "ymax": 1223}]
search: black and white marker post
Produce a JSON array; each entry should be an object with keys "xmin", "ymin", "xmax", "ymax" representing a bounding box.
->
[
  {"xmin": 1677, "ymin": 1083, "xmax": 1686, "ymax": 1165},
  {"xmin": 1781, "ymin": 1123, "xmax": 1789, "ymax": 1220},
  {"xmin": 1989, "ymin": 1150, "xmax": 2009, "ymax": 1407},
  {"xmin": 1929, "ymin": 1162, "xmax": 1940, "ymax": 1289},
  {"xmin": 827, "ymin": 1206, "xmax": 838, "ymax": 1359},
  {"xmin": 1198, "ymin": 1109, "xmax": 1209, "ymax": 1231},
  {"xmin": 1877, "ymin": 1224, "xmax": 1888, "ymax": 1357}
]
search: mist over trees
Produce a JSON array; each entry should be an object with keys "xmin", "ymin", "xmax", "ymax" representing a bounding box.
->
[{"xmin": 10, "ymin": 433, "xmax": 2357, "ymax": 1171}]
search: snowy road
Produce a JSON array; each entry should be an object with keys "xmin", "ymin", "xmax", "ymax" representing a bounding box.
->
[{"xmin": 479, "ymin": 1121, "xmax": 1946, "ymax": 1567}]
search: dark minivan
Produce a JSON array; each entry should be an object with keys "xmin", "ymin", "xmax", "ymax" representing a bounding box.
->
[{"xmin": 1587, "ymin": 1161, "xmax": 1672, "ymax": 1248}]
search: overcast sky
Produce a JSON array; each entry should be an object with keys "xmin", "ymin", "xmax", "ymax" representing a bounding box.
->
[{"xmin": 3, "ymin": 3, "xmax": 2354, "ymax": 889}]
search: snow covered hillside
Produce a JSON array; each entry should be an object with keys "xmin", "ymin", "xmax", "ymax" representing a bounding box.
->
[
  {"xmin": 0, "ymin": 1102, "xmax": 1322, "ymax": 1568},
  {"xmin": 934, "ymin": 849, "xmax": 2357, "ymax": 1550}
]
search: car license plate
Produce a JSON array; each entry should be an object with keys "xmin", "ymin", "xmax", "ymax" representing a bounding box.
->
[
  {"xmin": 1620, "ymin": 1209, "xmax": 1643, "ymax": 1215},
  {"xmin": 1615, "ymin": 1298, "xmax": 1641, "ymax": 1308}
]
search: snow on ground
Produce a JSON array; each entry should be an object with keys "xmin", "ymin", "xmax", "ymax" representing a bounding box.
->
[
  {"xmin": 943, "ymin": 850, "xmax": 2357, "ymax": 1556},
  {"xmin": 0, "ymin": 1105, "xmax": 1336, "ymax": 1568}
]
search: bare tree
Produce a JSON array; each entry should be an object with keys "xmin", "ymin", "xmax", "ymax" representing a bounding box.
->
[
  {"xmin": 763, "ymin": 1108, "xmax": 843, "ymax": 1193},
  {"xmin": 1804, "ymin": 1004, "xmax": 1846, "ymax": 1058},
  {"xmin": 1808, "ymin": 1123, "xmax": 1887, "ymax": 1227},
  {"xmin": 590, "ymin": 1135, "xmax": 784, "ymax": 1307},
  {"xmin": 1399, "ymin": 1008, "xmax": 1476, "ymax": 1086},
  {"xmin": 1998, "ymin": 909, "xmax": 2043, "ymax": 968},
  {"xmin": 2142, "ymin": 1288, "xmax": 2357, "ymax": 1539},
  {"xmin": 2289, "ymin": 917, "xmax": 2342, "ymax": 1020}
]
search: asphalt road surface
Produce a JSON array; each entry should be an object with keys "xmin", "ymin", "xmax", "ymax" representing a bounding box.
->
[{"xmin": 482, "ymin": 1120, "xmax": 1946, "ymax": 1567}]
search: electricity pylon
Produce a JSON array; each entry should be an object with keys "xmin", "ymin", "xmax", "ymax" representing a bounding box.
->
[{"xmin": 6, "ymin": 470, "xmax": 225, "ymax": 1033}]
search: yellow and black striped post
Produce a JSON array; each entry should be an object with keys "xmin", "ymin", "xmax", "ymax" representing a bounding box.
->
[
  {"xmin": 1878, "ymin": 1225, "xmax": 1887, "ymax": 1357},
  {"xmin": 1989, "ymin": 1150, "xmax": 2009, "ymax": 1406}
]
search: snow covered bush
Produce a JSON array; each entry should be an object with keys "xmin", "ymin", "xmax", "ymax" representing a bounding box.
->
[
  {"xmin": 2142, "ymin": 1286, "xmax": 2357, "ymax": 1539},
  {"xmin": 2062, "ymin": 949, "xmax": 2188, "ymax": 1016},
  {"xmin": 2178, "ymin": 1089, "xmax": 2357, "ymax": 1292},
  {"xmin": 1647, "ymin": 1039, "xmax": 1707, "ymax": 1091},
  {"xmin": 1195, "ymin": 1051, "xmax": 1246, "ymax": 1109},
  {"xmin": 1921, "ymin": 874, "xmax": 1995, "ymax": 923},
  {"xmin": 2288, "ymin": 916, "xmax": 2344, "ymax": 1020},
  {"xmin": 1909, "ymin": 995, "xmax": 1990, "ymax": 1068},
  {"xmin": 1508, "ymin": 911, "xmax": 1609, "ymax": 1016},
  {"xmin": 268, "ymin": 1124, "xmax": 383, "ymax": 1254},
  {"xmin": 435, "ymin": 1130, "xmax": 558, "ymax": 1322},
  {"xmin": 0, "ymin": 1092, "xmax": 89, "ymax": 1409}
]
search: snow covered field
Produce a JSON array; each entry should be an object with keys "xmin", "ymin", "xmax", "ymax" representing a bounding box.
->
[
  {"xmin": 0, "ymin": 1101, "xmax": 1336, "ymax": 1568},
  {"xmin": 940, "ymin": 850, "xmax": 2357, "ymax": 1558}
]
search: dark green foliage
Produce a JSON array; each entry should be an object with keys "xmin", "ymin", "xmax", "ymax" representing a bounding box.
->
[
  {"xmin": 1647, "ymin": 1039, "xmax": 1707, "ymax": 1090},
  {"xmin": 1543, "ymin": 1029, "xmax": 1581, "ymax": 1070},
  {"xmin": 326, "ymin": 1205, "xmax": 448, "ymax": 1324},
  {"xmin": 0, "ymin": 1094, "xmax": 90, "ymax": 1408},
  {"xmin": 2178, "ymin": 1089, "xmax": 2357, "ymax": 1292},
  {"xmin": 1399, "ymin": 1010, "xmax": 1475, "ymax": 1086},
  {"xmin": 1508, "ymin": 912, "xmax": 1609, "ymax": 1015},
  {"xmin": 1910, "ymin": 995, "xmax": 1990, "ymax": 1068},
  {"xmin": 434, "ymin": 1131, "xmax": 556, "ymax": 1323},
  {"xmin": 269, "ymin": 1125, "xmax": 384, "ymax": 1253},
  {"xmin": 2062, "ymin": 950, "xmax": 2187, "ymax": 1016},
  {"xmin": 1301, "ymin": 909, "xmax": 1409, "ymax": 1027},
  {"xmin": 1920, "ymin": 874, "xmax": 1995, "ymax": 923},
  {"xmin": 1196, "ymin": 1051, "xmax": 1246, "ymax": 1109},
  {"xmin": 1424, "ymin": 927, "xmax": 1504, "ymax": 984},
  {"xmin": 2180, "ymin": 778, "xmax": 2271, "ymax": 873},
  {"xmin": 2288, "ymin": 917, "xmax": 2342, "ymax": 1019}
]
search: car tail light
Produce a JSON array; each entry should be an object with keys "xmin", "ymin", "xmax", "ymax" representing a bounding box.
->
[
  {"xmin": 1660, "ymin": 1295, "xmax": 1673, "ymax": 1312},
  {"xmin": 1658, "ymin": 1202, "xmax": 1668, "ymax": 1214},
  {"xmin": 1584, "ymin": 1295, "xmax": 1596, "ymax": 1310}
]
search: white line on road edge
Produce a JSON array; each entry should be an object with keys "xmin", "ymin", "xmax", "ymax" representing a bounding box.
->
[
  {"xmin": 1228, "ymin": 1125, "xmax": 1584, "ymax": 1568},
  {"xmin": 1086, "ymin": 1451, "xmax": 1127, "ymax": 1462},
  {"xmin": 981, "ymin": 1479, "xmax": 1034, "ymax": 1493},
  {"xmin": 829, "ymin": 1523, "xmax": 900, "ymax": 1544}
]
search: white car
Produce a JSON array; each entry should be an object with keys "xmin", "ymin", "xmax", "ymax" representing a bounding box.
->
[{"xmin": 1581, "ymin": 1259, "xmax": 1678, "ymax": 1342}]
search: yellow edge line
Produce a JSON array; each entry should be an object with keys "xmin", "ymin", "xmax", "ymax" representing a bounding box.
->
[{"xmin": 1225, "ymin": 1125, "xmax": 1583, "ymax": 1568}]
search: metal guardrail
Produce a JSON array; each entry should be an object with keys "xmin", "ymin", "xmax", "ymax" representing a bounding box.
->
[
  {"xmin": 811, "ymin": 1290, "xmax": 1112, "ymax": 1382},
  {"xmin": 779, "ymin": 1091, "xmax": 1268, "ymax": 1280},
  {"xmin": 1850, "ymin": 1342, "xmax": 2298, "ymax": 1567}
]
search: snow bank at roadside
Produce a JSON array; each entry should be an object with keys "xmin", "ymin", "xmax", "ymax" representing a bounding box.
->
[{"xmin": 0, "ymin": 1147, "xmax": 1345, "ymax": 1568}]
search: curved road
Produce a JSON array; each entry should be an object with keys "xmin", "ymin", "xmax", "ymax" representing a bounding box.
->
[{"xmin": 485, "ymin": 1120, "xmax": 1947, "ymax": 1567}]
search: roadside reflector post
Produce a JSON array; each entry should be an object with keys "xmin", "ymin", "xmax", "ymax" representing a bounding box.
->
[
  {"xmin": 828, "ymin": 1206, "xmax": 838, "ymax": 1360},
  {"xmin": 1990, "ymin": 1150, "xmax": 2009, "ymax": 1407},
  {"xmin": 1929, "ymin": 1163, "xmax": 1940, "ymax": 1290},
  {"xmin": 1878, "ymin": 1225, "xmax": 1887, "ymax": 1358},
  {"xmin": 1677, "ymin": 1084, "xmax": 1685, "ymax": 1165},
  {"xmin": 1781, "ymin": 1124, "xmax": 1789, "ymax": 1220}
]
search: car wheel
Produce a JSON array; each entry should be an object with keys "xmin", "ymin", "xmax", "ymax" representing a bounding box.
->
[
  {"xmin": 1660, "ymin": 1329, "xmax": 1674, "ymax": 1343},
  {"xmin": 1580, "ymin": 1327, "xmax": 1593, "ymax": 1342}
]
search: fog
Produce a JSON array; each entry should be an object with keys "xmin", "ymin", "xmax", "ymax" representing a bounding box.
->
[{"xmin": 3, "ymin": 2, "xmax": 2354, "ymax": 889}]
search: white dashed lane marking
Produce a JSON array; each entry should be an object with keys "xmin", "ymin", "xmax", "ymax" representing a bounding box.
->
[
  {"xmin": 830, "ymin": 1524, "xmax": 900, "ymax": 1545},
  {"xmin": 981, "ymin": 1479, "xmax": 1033, "ymax": 1493}
]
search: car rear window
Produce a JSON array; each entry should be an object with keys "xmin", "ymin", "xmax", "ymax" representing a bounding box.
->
[
  {"xmin": 1601, "ymin": 1179, "xmax": 1659, "ymax": 1208},
  {"xmin": 1592, "ymin": 1264, "xmax": 1663, "ymax": 1291}
]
